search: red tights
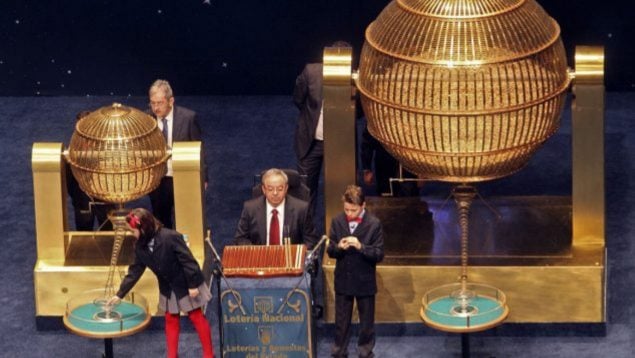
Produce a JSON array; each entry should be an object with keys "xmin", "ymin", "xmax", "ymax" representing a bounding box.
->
[{"xmin": 165, "ymin": 309, "xmax": 214, "ymax": 358}]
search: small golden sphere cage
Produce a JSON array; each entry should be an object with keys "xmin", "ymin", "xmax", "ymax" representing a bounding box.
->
[{"xmin": 67, "ymin": 103, "xmax": 168, "ymax": 204}]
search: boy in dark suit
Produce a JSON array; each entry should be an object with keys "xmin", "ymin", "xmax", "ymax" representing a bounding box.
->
[{"xmin": 327, "ymin": 185, "xmax": 384, "ymax": 358}]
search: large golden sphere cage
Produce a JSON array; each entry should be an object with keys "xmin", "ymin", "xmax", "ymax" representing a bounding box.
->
[
  {"xmin": 66, "ymin": 103, "xmax": 168, "ymax": 204},
  {"xmin": 357, "ymin": 0, "xmax": 571, "ymax": 182}
]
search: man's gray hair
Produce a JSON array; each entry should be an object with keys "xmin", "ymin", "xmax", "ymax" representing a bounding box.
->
[
  {"xmin": 149, "ymin": 79, "xmax": 173, "ymax": 99},
  {"xmin": 261, "ymin": 168, "xmax": 288, "ymax": 185}
]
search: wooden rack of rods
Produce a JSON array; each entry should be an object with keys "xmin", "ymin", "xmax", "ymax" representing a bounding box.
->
[{"xmin": 222, "ymin": 241, "xmax": 307, "ymax": 278}]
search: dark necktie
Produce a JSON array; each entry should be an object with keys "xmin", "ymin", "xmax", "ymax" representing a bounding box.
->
[
  {"xmin": 270, "ymin": 209, "xmax": 280, "ymax": 245},
  {"xmin": 161, "ymin": 118, "xmax": 169, "ymax": 143}
]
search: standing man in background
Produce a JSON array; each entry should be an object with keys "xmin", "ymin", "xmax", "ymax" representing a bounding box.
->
[
  {"xmin": 293, "ymin": 41, "xmax": 352, "ymax": 216},
  {"xmin": 148, "ymin": 79, "xmax": 207, "ymax": 229}
]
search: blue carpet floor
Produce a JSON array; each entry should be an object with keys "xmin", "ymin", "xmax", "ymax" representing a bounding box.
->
[{"xmin": 0, "ymin": 93, "xmax": 633, "ymax": 357}]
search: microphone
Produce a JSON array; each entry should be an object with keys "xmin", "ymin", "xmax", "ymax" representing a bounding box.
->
[{"xmin": 204, "ymin": 229, "xmax": 222, "ymax": 266}]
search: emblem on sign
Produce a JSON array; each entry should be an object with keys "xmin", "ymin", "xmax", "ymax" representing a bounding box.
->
[
  {"xmin": 254, "ymin": 296, "xmax": 274, "ymax": 314},
  {"xmin": 258, "ymin": 325, "xmax": 273, "ymax": 345}
]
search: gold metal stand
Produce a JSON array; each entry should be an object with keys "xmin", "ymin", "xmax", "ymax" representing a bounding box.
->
[
  {"xmin": 322, "ymin": 46, "xmax": 606, "ymax": 324},
  {"xmin": 32, "ymin": 142, "xmax": 205, "ymax": 317}
]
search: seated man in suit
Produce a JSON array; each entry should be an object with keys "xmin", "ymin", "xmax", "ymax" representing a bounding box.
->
[{"xmin": 233, "ymin": 168, "xmax": 318, "ymax": 249}]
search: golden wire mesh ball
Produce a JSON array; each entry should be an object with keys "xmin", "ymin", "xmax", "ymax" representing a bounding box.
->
[
  {"xmin": 67, "ymin": 103, "xmax": 168, "ymax": 204},
  {"xmin": 357, "ymin": 0, "xmax": 571, "ymax": 182}
]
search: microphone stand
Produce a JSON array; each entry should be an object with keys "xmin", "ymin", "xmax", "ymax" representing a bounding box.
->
[
  {"xmin": 204, "ymin": 231, "xmax": 245, "ymax": 358},
  {"xmin": 276, "ymin": 235, "xmax": 329, "ymax": 315},
  {"xmin": 304, "ymin": 235, "xmax": 329, "ymax": 268},
  {"xmin": 288, "ymin": 235, "xmax": 329, "ymax": 358}
]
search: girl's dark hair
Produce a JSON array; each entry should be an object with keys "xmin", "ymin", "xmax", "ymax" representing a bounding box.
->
[{"xmin": 127, "ymin": 208, "xmax": 162, "ymax": 245}]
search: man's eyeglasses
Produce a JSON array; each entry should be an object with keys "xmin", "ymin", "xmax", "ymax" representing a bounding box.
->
[{"xmin": 149, "ymin": 100, "xmax": 168, "ymax": 107}]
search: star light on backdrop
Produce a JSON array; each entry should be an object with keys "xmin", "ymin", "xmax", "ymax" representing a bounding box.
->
[{"xmin": 2, "ymin": 1, "xmax": 624, "ymax": 97}]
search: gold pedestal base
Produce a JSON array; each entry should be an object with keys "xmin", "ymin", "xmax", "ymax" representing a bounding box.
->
[
  {"xmin": 324, "ymin": 257, "xmax": 604, "ymax": 323},
  {"xmin": 34, "ymin": 260, "xmax": 158, "ymax": 317},
  {"xmin": 34, "ymin": 233, "xmax": 205, "ymax": 317},
  {"xmin": 323, "ymin": 196, "xmax": 605, "ymax": 323}
]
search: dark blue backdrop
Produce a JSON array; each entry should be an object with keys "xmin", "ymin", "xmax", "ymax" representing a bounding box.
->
[{"xmin": 0, "ymin": 0, "xmax": 632, "ymax": 96}]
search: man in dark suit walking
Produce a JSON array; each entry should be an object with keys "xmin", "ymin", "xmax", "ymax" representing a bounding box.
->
[
  {"xmin": 148, "ymin": 79, "xmax": 207, "ymax": 229},
  {"xmin": 327, "ymin": 185, "xmax": 384, "ymax": 358},
  {"xmin": 293, "ymin": 41, "xmax": 351, "ymax": 216},
  {"xmin": 233, "ymin": 168, "xmax": 318, "ymax": 249}
]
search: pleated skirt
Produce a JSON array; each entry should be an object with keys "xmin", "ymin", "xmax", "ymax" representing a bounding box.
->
[{"xmin": 159, "ymin": 283, "xmax": 212, "ymax": 314}]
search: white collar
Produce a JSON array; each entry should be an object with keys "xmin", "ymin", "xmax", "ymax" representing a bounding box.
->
[
  {"xmin": 165, "ymin": 106, "xmax": 174, "ymax": 121},
  {"xmin": 266, "ymin": 198, "xmax": 286, "ymax": 214}
]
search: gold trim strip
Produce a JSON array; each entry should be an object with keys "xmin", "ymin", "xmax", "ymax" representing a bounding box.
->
[
  {"xmin": 396, "ymin": 0, "xmax": 528, "ymax": 19},
  {"xmin": 364, "ymin": 19, "xmax": 563, "ymax": 66},
  {"xmin": 357, "ymin": 75, "xmax": 570, "ymax": 116},
  {"xmin": 372, "ymin": 128, "xmax": 557, "ymax": 157}
]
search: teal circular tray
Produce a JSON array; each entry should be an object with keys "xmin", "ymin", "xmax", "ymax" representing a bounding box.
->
[
  {"xmin": 421, "ymin": 283, "xmax": 509, "ymax": 333},
  {"xmin": 64, "ymin": 290, "xmax": 151, "ymax": 339}
]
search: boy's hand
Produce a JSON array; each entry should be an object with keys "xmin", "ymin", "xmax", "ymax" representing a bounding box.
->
[
  {"xmin": 346, "ymin": 236, "xmax": 362, "ymax": 250},
  {"xmin": 338, "ymin": 236, "xmax": 361, "ymax": 250}
]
